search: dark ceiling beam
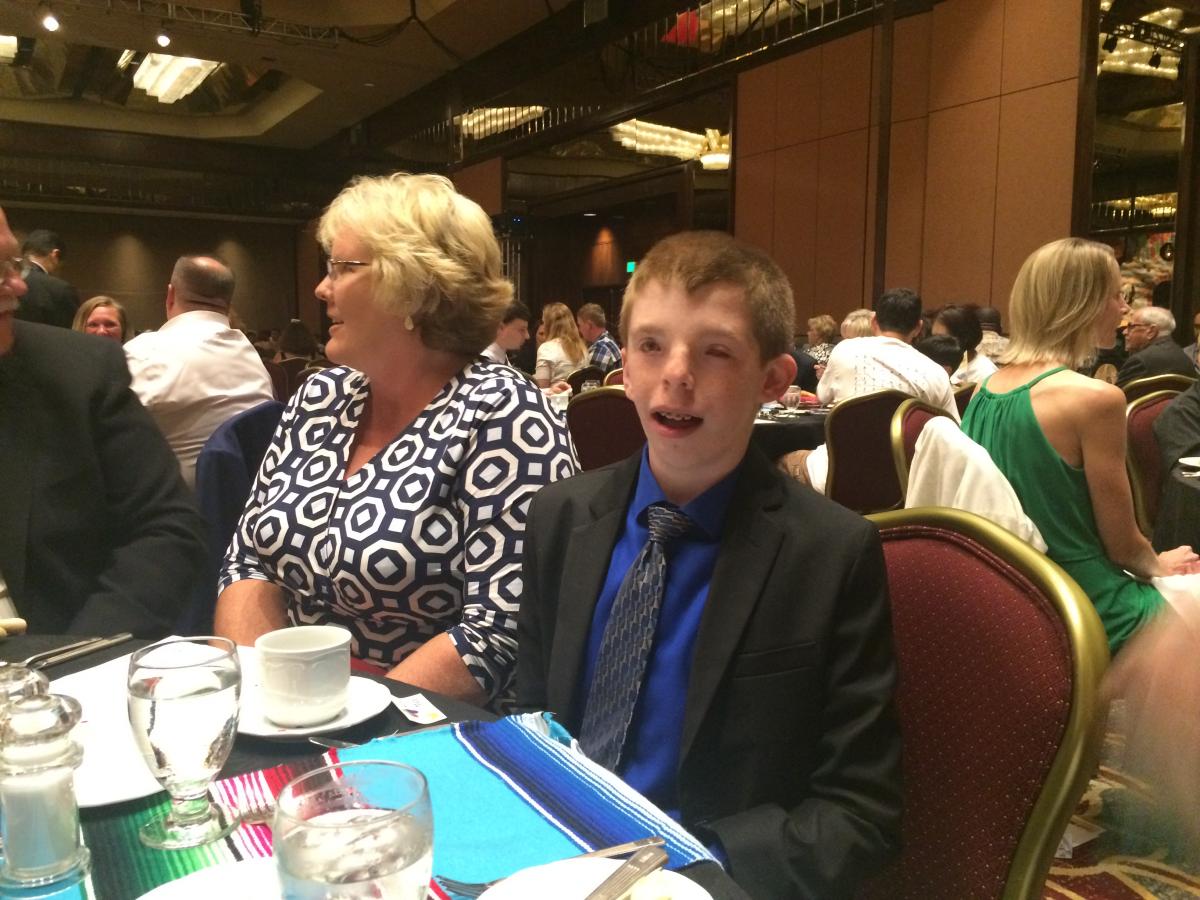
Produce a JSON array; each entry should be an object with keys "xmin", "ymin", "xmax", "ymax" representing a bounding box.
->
[
  {"xmin": 1097, "ymin": 72, "xmax": 1185, "ymax": 115},
  {"xmin": 0, "ymin": 122, "xmax": 394, "ymax": 182},
  {"xmin": 336, "ymin": 0, "xmax": 699, "ymax": 154}
]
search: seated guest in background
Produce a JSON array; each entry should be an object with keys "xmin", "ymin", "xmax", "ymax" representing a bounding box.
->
[
  {"xmin": 16, "ymin": 228, "xmax": 79, "ymax": 329},
  {"xmin": 274, "ymin": 318, "xmax": 319, "ymax": 363},
  {"xmin": 802, "ymin": 313, "xmax": 837, "ymax": 364},
  {"xmin": 518, "ymin": 231, "xmax": 902, "ymax": 899},
  {"xmin": 576, "ymin": 302, "xmax": 622, "ymax": 375},
  {"xmin": 963, "ymin": 237, "xmax": 1199, "ymax": 655},
  {"xmin": 933, "ymin": 303, "xmax": 997, "ymax": 386},
  {"xmin": 125, "ymin": 255, "xmax": 275, "ymax": 490},
  {"xmin": 915, "ymin": 333, "xmax": 962, "ymax": 377},
  {"xmin": 789, "ymin": 346, "xmax": 819, "ymax": 392},
  {"xmin": 482, "ymin": 301, "xmax": 531, "ymax": 366},
  {"xmin": 534, "ymin": 301, "xmax": 587, "ymax": 387},
  {"xmin": 0, "ymin": 206, "xmax": 206, "ymax": 637},
  {"xmin": 216, "ymin": 174, "xmax": 577, "ymax": 708},
  {"xmin": 72, "ymin": 294, "xmax": 132, "ymax": 343},
  {"xmin": 1116, "ymin": 306, "xmax": 1195, "ymax": 387},
  {"xmin": 976, "ymin": 305, "xmax": 1009, "ymax": 363},
  {"xmin": 1154, "ymin": 378, "xmax": 1200, "ymax": 472},
  {"xmin": 840, "ymin": 307, "xmax": 874, "ymax": 339},
  {"xmin": 1183, "ymin": 310, "xmax": 1199, "ymax": 373}
]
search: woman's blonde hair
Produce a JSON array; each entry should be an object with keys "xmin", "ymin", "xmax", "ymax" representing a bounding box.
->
[
  {"xmin": 1003, "ymin": 237, "xmax": 1120, "ymax": 368},
  {"xmin": 540, "ymin": 301, "xmax": 587, "ymax": 364},
  {"xmin": 317, "ymin": 173, "xmax": 512, "ymax": 356},
  {"xmin": 807, "ymin": 314, "xmax": 837, "ymax": 344},
  {"xmin": 72, "ymin": 295, "xmax": 131, "ymax": 342},
  {"xmin": 841, "ymin": 308, "xmax": 874, "ymax": 338}
]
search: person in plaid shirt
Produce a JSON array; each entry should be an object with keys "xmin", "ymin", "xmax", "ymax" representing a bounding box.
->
[{"xmin": 576, "ymin": 303, "xmax": 622, "ymax": 375}]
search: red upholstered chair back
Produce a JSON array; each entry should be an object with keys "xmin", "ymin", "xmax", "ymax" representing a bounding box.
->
[
  {"xmin": 261, "ymin": 359, "xmax": 288, "ymax": 403},
  {"xmin": 954, "ymin": 382, "xmax": 977, "ymax": 418},
  {"xmin": 566, "ymin": 365, "xmax": 605, "ymax": 394},
  {"xmin": 889, "ymin": 398, "xmax": 951, "ymax": 494},
  {"xmin": 860, "ymin": 509, "xmax": 1108, "ymax": 900},
  {"xmin": 603, "ymin": 367, "xmax": 624, "ymax": 386},
  {"xmin": 1125, "ymin": 389, "xmax": 1181, "ymax": 536},
  {"xmin": 825, "ymin": 390, "xmax": 910, "ymax": 513},
  {"xmin": 1122, "ymin": 373, "xmax": 1195, "ymax": 403},
  {"xmin": 566, "ymin": 386, "xmax": 646, "ymax": 470},
  {"xmin": 277, "ymin": 356, "xmax": 310, "ymax": 396}
]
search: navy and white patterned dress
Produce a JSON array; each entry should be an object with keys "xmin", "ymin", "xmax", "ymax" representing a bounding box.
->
[{"xmin": 219, "ymin": 361, "xmax": 578, "ymax": 704}]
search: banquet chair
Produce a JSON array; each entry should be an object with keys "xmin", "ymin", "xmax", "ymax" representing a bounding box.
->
[
  {"xmin": 889, "ymin": 397, "xmax": 952, "ymax": 493},
  {"xmin": 1122, "ymin": 373, "xmax": 1194, "ymax": 403},
  {"xmin": 860, "ymin": 507, "xmax": 1108, "ymax": 900},
  {"xmin": 262, "ymin": 359, "xmax": 289, "ymax": 403},
  {"xmin": 276, "ymin": 356, "xmax": 310, "ymax": 395},
  {"xmin": 178, "ymin": 399, "xmax": 285, "ymax": 632},
  {"xmin": 954, "ymin": 382, "xmax": 977, "ymax": 418},
  {"xmin": 566, "ymin": 386, "xmax": 646, "ymax": 470},
  {"xmin": 824, "ymin": 390, "xmax": 910, "ymax": 514},
  {"xmin": 566, "ymin": 365, "xmax": 605, "ymax": 394},
  {"xmin": 603, "ymin": 367, "xmax": 624, "ymax": 386},
  {"xmin": 1126, "ymin": 388, "xmax": 1183, "ymax": 537}
]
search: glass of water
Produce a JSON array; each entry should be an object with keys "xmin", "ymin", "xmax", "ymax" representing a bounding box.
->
[
  {"xmin": 127, "ymin": 636, "xmax": 241, "ymax": 849},
  {"xmin": 274, "ymin": 760, "xmax": 433, "ymax": 900}
]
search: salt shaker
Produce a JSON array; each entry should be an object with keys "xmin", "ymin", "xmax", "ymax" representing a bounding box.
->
[
  {"xmin": 0, "ymin": 693, "xmax": 90, "ymax": 888},
  {"xmin": 0, "ymin": 663, "xmax": 48, "ymax": 709}
]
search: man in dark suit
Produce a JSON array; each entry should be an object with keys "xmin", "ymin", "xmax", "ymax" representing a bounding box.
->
[
  {"xmin": 15, "ymin": 228, "xmax": 79, "ymax": 329},
  {"xmin": 0, "ymin": 207, "xmax": 207, "ymax": 637},
  {"xmin": 518, "ymin": 232, "xmax": 902, "ymax": 899},
  {"xmin": 1117, "ymin": 306, "xmax": 1196, "ymax": 387}
]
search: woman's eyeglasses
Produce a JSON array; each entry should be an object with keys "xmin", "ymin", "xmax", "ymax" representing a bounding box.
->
[{"xmin": 325, "ymin": 259, "xmax": 370, "ymax": 281}]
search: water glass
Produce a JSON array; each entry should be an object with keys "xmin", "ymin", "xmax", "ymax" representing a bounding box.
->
[
  {"xmin": 274, "ymin": 760, "xmax": 433, "ymax": 900},
  {"xmin": 581, "ymin": 379, "xmax": 601, "ymax": 393},
  {"xmin": 127, "ymin": 636, "xmax": 241, "ymax": 849},
  {"xmin": 781, "ymin": 385, "xmax": 803, "ymax": 408}
]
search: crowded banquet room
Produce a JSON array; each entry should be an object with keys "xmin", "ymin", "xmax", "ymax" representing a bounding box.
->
[{"xmin": 4, "ymin": 0, "xmax": 1200, "ymax": 897}]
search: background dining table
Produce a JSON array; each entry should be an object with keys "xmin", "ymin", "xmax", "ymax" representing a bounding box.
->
[
  {"xmin": 1152, "ymin": 465, "xmax": 1200, "ymax": 554},
  {"xmin": 2, "ymin": 634, "xmax": 748, "ymax": 900},
  {"xmin": 750, "ymin": 409, "xmax": 827, "ymax": 460}
]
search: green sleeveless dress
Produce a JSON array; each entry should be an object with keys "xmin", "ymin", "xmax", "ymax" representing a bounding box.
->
[{"xmin": 962, "ymin": 367, "xmax": 1164, "ymax": 654}]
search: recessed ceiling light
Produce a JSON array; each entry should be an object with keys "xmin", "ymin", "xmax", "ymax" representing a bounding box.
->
[
  {"xmin": 363, "ymin": 81, "xmax": 375, "ymax": 88},
  {"xmin": 38, "ymin": 3, "xmax": 59, "ymax": 32},
  {"xmin": 583, "ymin": 212, "xmax": 597, "ymax": 217},
  {"xmin": 156, "ymin": 27, "xmax": 171, "ymax": 48}
]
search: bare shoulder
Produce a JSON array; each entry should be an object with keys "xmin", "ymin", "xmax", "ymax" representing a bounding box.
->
[{"xmin": 1041, "ymin": 370, "xmax": 1125, "ymax": 426}]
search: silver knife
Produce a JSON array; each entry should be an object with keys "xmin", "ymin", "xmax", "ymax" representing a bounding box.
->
[
  {"xmin": 583, "ymin": 845, "xmax": 669, "ymax": 900},
  {"xmin": 28, "ymin": 632, "xmax": 134, "ymax": 670}
]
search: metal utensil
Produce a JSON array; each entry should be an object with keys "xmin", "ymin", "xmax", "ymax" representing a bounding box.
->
[
  {"xmin": 21, "ymin": 637, "xmax": 106, "ymax": 668},
  {"xmin": 436, "ymin": 837, "xmax": 667, "ymax": 899},
  {"xmin": 24, "ymin": 632, "xmax": 134, "ymax": 670},
  {"xmin": 583, "ymin": 845, "xmax": 669, "ymax": 900}
]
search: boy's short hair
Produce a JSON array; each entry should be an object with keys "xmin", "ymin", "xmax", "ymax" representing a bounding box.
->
[
  {"xmin": 874, "ymin": 288, "xmax": 922, "ymax": 334},
  {"xmin": 502, "ymin": 301, "xmax": 531, "ymax": 325},
  {"xmin": 577, "ymin": 303, "xmax": 606, "ymax": 328},
  {"xmin": 621, "ymin": 231, "xmax": 793, "ymax": 360},
  {"xmin": 915, "ymin": 334, "xmax": 962, "ymax": 372}
]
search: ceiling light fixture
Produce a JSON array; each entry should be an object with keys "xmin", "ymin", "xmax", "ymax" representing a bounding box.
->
[
  {"xmin": 38, "ymin": 3, "xmax": 59, "ymax": 32},
  {"xmin": 583, "ymin": 212, "xmax": 597, "ymax": 217},
  {"xmin": 1149, "ymin": 50, "xmax": 1162, "ymax": 68},
  {"xmin": 1102, "ymin": 33, "xmax": 1118, "ymax": 52},
  {"xmin": 455, "ymin": 106, "xmax": 546, "ymax": 139},
  {"xmin": 155, "ymin": 26, "xmax": 171, "ymax": 48},
  {"xmin": 132, "ymin": 52, "xmax": 219, "ymax": 103},
  {"xmin": 0, "ymin": 35, "xmax": 17, "ymax": 63}
]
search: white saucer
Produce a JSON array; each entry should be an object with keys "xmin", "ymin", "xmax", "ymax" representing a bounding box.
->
[
  {"xmin": 137, "ymin": 859, "xmax": 279, "ymax": 899},
  {"xmin": 238, "ymin": 676, "xmax": 393, "ymax": 737},
  {"xmin": 478, "ymin": 858, "xmax": 711, "ymax": 900},
  {"xmin": 1180, "ymin": 456, "xmax": 1200, "ymax": 469}
]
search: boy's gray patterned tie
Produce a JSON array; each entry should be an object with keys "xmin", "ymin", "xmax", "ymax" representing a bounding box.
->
[{"xmin": 579, "ymin": 502, "xmax": 693, "ymax": 770}]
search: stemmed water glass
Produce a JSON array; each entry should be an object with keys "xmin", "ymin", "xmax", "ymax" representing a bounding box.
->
[{"xmin": 126, "ymin": 636, "xmax": 241, "ymax": 849}]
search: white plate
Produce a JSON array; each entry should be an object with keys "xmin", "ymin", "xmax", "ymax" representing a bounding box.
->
[
  {"xmin": 137, "ymin": 859, "xmax": 279, "ymax": 899},
  {"xmin": 238, "ymin": 675, "xmax": 393, "ymax": 737},
  {"xmin": 478, "ymin": 858, "xmax": 712, "ymax": 900},
  {"xmin": 1180, "ymin": 456, "xmax": 1200, "ymax": 469}
]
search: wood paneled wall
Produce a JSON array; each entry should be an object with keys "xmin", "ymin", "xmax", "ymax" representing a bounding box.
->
[{"xmin": 734, "ymin": 0, "xmax": 1083, "ymax": 327}]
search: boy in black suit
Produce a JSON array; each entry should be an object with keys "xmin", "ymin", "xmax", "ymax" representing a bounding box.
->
[{"xmin": 517, "ymin": 231, "xmax": 901, "ymax": 899}]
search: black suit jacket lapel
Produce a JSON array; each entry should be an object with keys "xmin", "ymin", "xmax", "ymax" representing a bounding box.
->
[
  {"xmin": 545, "ymin": 456, "xmax": 641, "ymax": 725},
  {"xmin": 680, "ymin": 449, "xmax": 786, "ymax": 761},
  {"xmin": 0, "ymin": 343, "xmax": 37, "ymax": 601}
]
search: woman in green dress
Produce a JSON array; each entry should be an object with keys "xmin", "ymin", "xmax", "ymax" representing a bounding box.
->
[{"xmin": 962, "ymin": 237, "xmax": 1199, "ymax": 654}]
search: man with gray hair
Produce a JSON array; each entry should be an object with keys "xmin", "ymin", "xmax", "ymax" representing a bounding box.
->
[
  {"xmin": 125, "ymin": 255, "xmax": 274, "ymax": 489},
  {"xmin": 576, "ymin": 302, "xmax": 622, "ymax": 375},
  {"xmin": 1117, "ymin": 305, "xmax": 1196, "ymax": 387}
]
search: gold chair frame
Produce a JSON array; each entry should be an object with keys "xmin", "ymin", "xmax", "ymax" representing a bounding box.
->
[
  {"xmin": 566, "ymin": 383, "xmax": 626, "ymax": 409},
  {"xmin": 602, "ymin": 367, "xmax": 624, "ymax": 386},
  {"xmin": 888, "ymin": 397, "xmax": 953, "ymax": 497},
  {"xmin": 1125, "ymin": 388, "xmax": 1183, "ymax": 538},
  {"xmin": 1121, "ymin": 373, "xmax": 1195, "ymax": 403},
  {"xmin": 823, "ymin": 389, "xmax": 910, "ymax": 513},
  {"xmin": 868, "ymin": 507, "xmax": 1109, "ymax": 900}
]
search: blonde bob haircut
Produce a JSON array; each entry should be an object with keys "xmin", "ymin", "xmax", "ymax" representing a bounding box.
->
[
  {"xmin": 620, "ymin": 230, "xmax": 793, "ymax": 360},
  {"xmin": 317, "ymin": 173, "xmax": 512, "ymax": 356},
  {"xmin": 72, "ymin": 295, "xmax": 132, "ymax": 342},
  {"xmin": 841, "ymin": 308, "xmax": 874, "ymax": 339},
  {"xmin": 807, "ymin": 314, "xmax": 838, "ymax": 344},
  {"xmin": 1003, "ymin": 237, "xmax": 1120, "ymax": 368}
]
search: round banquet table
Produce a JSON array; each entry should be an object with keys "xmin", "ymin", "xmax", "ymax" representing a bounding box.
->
[
  {"xmin": 1153, "ymin": 466, "xmax": 1200, "ymax": 553},
  {"xmin": 750, "ymin": 411, "xmax": 827, "ymax": 460},
  {"xmin": 1, "ymin": 635, "xmax": 748, "ymax": 900}
]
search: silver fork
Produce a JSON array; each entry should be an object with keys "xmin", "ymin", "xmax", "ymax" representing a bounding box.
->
[{"xmin": 435, "ymin": 837, "xmax": 665, "ymax": 898}]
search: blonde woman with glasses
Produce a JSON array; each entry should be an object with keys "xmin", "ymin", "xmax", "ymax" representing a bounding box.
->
[{"xmin": 534, "ymin": 301, "xmax": 587, "ymax": 387}]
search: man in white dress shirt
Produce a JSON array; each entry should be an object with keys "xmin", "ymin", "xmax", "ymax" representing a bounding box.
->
[
  {"xmin": 125, "ymin": 255, "xmax": 274, "ymax": 489},
  {"xmin": 481, "ymin": 301, "xmax": 531, "ymax": 366},
  {"xmin": 782, "ymin": 288, "xmax": 957, "ymax": 492}
]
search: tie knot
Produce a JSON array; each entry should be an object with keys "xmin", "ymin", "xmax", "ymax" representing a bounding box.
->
[{"xmin": 646, "ymin": 503, "xmax": 693, "ymax": 545}]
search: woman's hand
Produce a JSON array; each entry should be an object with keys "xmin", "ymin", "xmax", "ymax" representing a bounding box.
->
[{"xmin": 1158, "ymin": 546, "xmax": 1200, "ymax": 575}]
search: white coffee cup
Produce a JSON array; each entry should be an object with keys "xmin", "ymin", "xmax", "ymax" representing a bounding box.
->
[{"xmin": 254, "ymin": 625, "xmax": 351, "ymax": 728}]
